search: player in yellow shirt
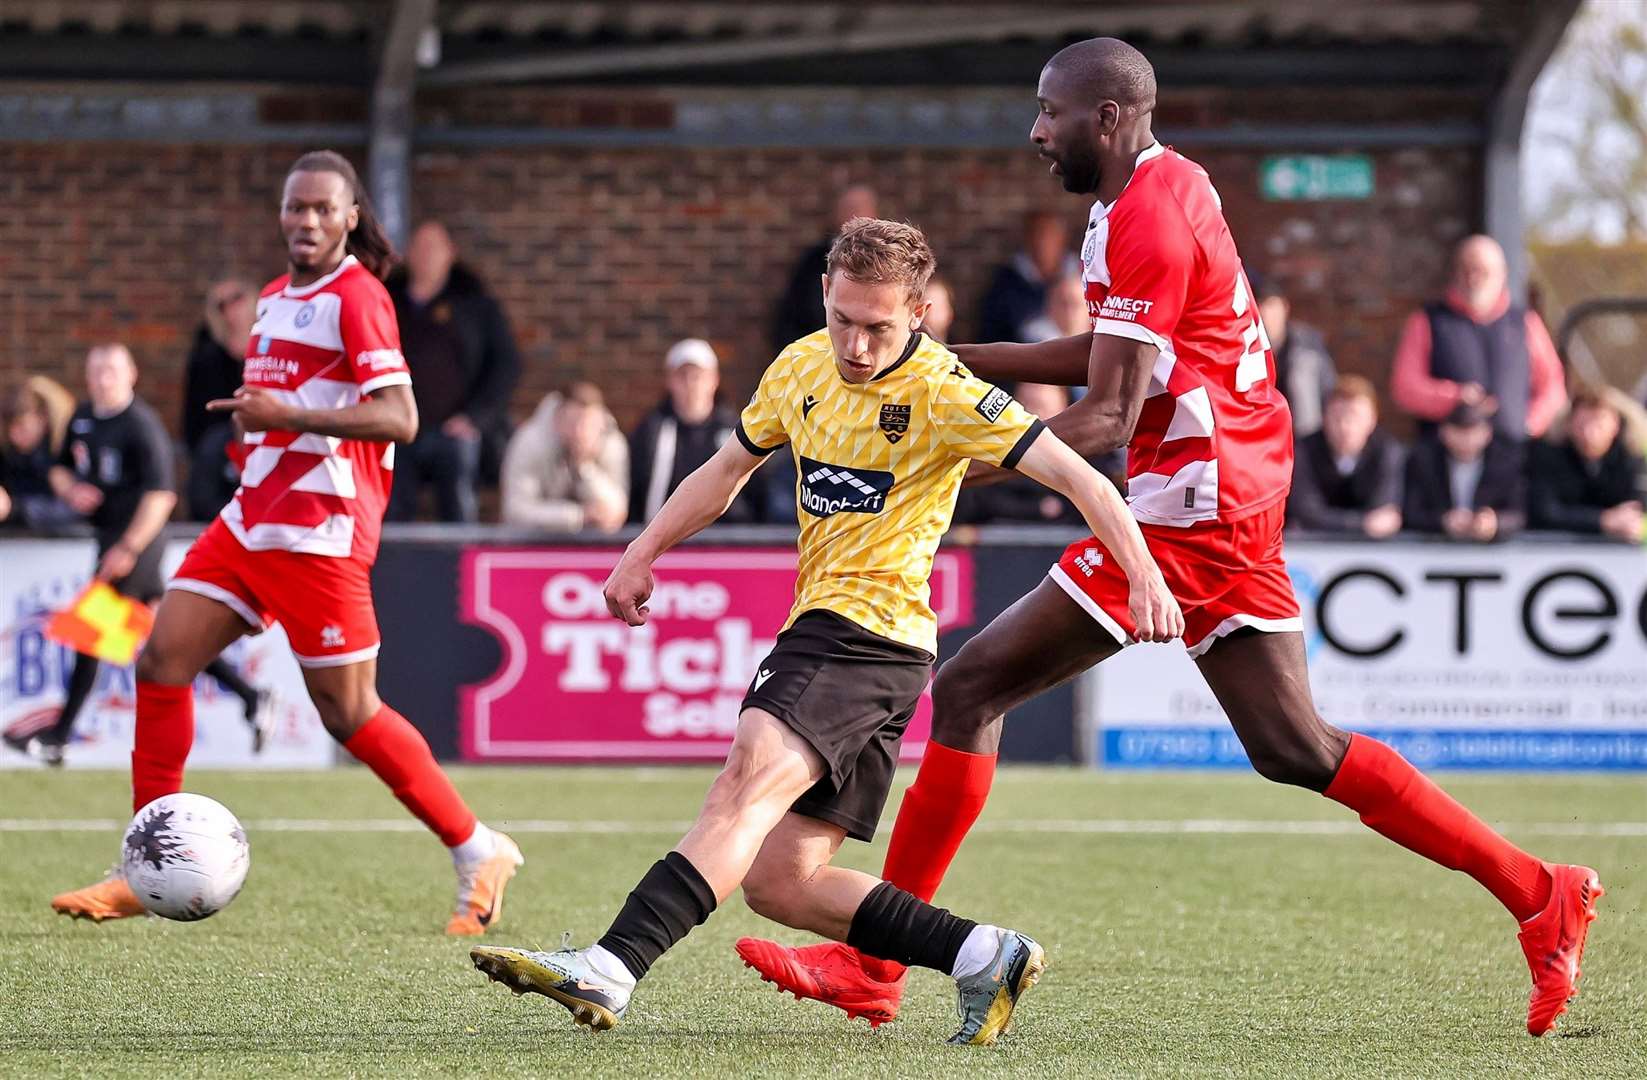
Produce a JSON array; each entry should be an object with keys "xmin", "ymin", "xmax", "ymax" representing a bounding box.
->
[{"xmin": 470, "ymin": 218, "xmax": 1182, "ymax": 1044}]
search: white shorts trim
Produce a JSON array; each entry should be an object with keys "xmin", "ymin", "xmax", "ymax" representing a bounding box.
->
[
  {"xmin": 167, "ymin": 578, "xmax": 264, "ymax": 633},
  {"xmin": 1048, "ymin": 564, "xmax": 1131, "ymax": 647},
  {"xmin": 290, "ymin": 642, "xmax": 381, "ymax": 669},
  {"xmin": 1184, "ymin": 614, "xmax": 1304, "ymax": 659}
]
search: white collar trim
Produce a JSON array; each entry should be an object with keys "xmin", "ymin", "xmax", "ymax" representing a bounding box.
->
[
  {"xmin": 1091, "ymin": 142, "xmax": 1166, "ymax": 219},
  {"xmin": 283, "ymin": 254, "xmax": 358, "ymax": 297}
]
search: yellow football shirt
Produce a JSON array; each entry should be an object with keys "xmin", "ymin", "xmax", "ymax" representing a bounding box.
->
[{"xmin": 738, "ymin": 329, "xmax": 1045, "ymax": 654}]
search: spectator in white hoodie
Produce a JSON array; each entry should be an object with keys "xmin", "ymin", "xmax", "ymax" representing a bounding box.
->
[{"xmin": 500, "ymin": 381, "xmax": 628, "ymax": 533}]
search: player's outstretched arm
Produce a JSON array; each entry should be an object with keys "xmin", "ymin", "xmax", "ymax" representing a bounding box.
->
[
  {"xmin": 1011, "ymin": 430, "xmax": 1183, "ymax": 643},
  {"xmin": 1041, "ymin": 334, "xmax": 1157, "ymax": 457},
  {"xmin": 952, "ymin": 333, "xmax": 1092, "ymax": 387},
  {"xmin": 206, "ymin": 383, "xmax": 418, "ymax": 444},
  {"xmin": 603, "ymin": 437, "xmax": 765, "ymax": 626}
]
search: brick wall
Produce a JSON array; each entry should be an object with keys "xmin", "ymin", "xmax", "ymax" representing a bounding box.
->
[{"xmin": 0, "ymin": 102, "xmax": 1480, "ymax": 439}]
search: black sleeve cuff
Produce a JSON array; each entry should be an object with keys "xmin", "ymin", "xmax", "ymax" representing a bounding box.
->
[
  {"xmin": 1001, "ymin": 418, "xmax": 1047, "ymax": 471},
  {"xmin": 735, "ymin": 422, "xmax": 784, "ymax": 457}
]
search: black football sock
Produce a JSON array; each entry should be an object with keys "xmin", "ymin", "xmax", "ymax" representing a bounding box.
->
[
  {"xmin": 596, "ymin": 851, "xmax": 717, "ymax": 981},
  {"xmin": 204, "ymin": 658, "xmax": 259, "ymax": 712},
  {"xmin": 44, "ymin": 651, "xmax": 100, "ymax": 743},
  {"xmin": 846, "ymin": 880, "xmax": 977, "ymax": 974}
]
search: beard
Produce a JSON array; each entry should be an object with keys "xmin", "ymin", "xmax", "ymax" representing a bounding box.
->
[{"xmin": 1057, "ymin": 141, "xmax": 1103, "ymax": 194}]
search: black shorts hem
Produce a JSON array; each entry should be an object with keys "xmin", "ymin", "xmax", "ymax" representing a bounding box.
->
[
  {"xmin": 739, "ymin": 610, "xmax": 929, "ymax": 845},
  {"xmin": 785, "ymin": 801, "xmax": 880, "ymax": 845}
]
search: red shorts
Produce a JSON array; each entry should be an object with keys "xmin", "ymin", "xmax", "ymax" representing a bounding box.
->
[
  {"xmin": 1051, "ymin": 501, "xmax": 1300, "ymax": 658},
  {"xmin": 168, "ymin": 519, "xmax": 382, "ymax": 668}
]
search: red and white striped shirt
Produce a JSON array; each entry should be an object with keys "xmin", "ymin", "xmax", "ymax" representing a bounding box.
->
[
  {"xmin": 222, "ymin": 255, "xmax": 410, "ymax": 562},
  {"xmin": 1081, "ymin": 144, "xmax": 1294, "ymax": 527}
]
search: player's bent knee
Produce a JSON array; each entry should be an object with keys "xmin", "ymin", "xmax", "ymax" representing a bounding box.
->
[
  {"xmin": 1246, "ymin": 739, "xmax": 1340, "ymax": 790},
  {"xmin": 740, "ymin": 867, "xmax": 797, "ymax": 924},
  {"xmin": 307, "ymin": 687, "xmax": 380, "ymax": 742},
  {"xmin": 930, "ymin": 659, "xmax": 995, "ymax": 729},
  {"xmin": 134, "ymin": 643, "xmax": 193, "ymax": 686}
]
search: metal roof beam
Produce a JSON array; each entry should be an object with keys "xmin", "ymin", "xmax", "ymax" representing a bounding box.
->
[
  {"xmin": 1483, "ymin": 0, "xmax": 1580, "ymax": 298},
  {"xmin": 367, "ymin": 0, "xmax": 436, "ymax": 251},
  {"xmin": 0, "ymin": 34, "xmax": 372, "ymax": 84},
  {"xmin": 422, "ymin": 12, "xmax": 1128, "ymax": 86},
  {"xmin": 426, "ymin": 39, "xmax": 1504, "ymax": 90}
]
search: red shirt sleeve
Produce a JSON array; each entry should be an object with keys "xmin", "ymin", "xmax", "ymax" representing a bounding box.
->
[
  {"xmin": 1090, "ymin": 192, "xmax": 1195, "ymax": 350},
  {"xmin": 1523, "ymin": 310, "xmax": 1568, "ymax": 438},
  {"xmin": 340, "ymin": 274, "xmax": 411, "ymax": 395},
  {"xmin": 1388, "ymin": 309, "xmax": 1460, "ymax": 421}
]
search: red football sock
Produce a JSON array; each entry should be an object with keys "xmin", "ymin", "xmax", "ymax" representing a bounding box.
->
[
  {"xmin": 344, "ymin": 706, "xmax": 478, "ymax": 847},
  {"xmin": 1325, "ymin": 733, "xmax": 1551, "ymax": 921},
  {"xmin": 132, "ymin": 681, "xmax": 194, "ymax": 813},
  {"xmin": 858, "ymin": 742, "xmax": 997, "ymax": 980}
]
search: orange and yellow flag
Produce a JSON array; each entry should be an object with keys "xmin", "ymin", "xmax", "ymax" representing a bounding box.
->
[{"xmin": 44, "ymin": 583, "xmax": 156, "ymax": 666}]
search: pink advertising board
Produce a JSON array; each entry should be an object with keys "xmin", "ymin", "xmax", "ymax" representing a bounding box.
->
[{"xmin": 460, "ymin": 547, "xmax": 973, "ymax": 762}]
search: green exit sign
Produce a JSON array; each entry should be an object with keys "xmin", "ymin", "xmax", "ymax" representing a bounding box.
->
[{"xmin": 1259, "ymin": 155, "xmax": 1375, "ymax": 201}]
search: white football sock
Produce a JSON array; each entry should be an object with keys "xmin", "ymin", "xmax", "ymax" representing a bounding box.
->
[
  {"xmin": 449, "ymin": 822, "xmax": 497, "ymax": 867},
  {"xmin": 951, "ymin": 924, "xmax": 1004, "ymax": 979},
  {"xmin": 585, "ymin": 944, "xmax": 638, "ymax": 990}
]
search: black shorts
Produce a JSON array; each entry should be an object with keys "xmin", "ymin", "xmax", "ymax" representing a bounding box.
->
[
  {"xmin": 100, "ymin": 537, "xmax": 166, "ymax": 603},
  {"xmin": 741, "ymin": 609, "xmax": 933, "ymax": 842}
]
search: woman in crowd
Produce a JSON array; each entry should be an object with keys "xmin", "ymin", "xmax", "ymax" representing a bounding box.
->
[{"xmin": 0, "ymin": 376, "xmax": 78, "ymax": 531}]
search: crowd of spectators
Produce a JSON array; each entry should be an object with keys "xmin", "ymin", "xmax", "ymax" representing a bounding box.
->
[
  {"xmin": 3, "ymin": 199, "xmax": 1644, "ymax": 546},
  {"xmin": 1282, "ymin": 234, "xmax": 1646, "ymax": 543}
]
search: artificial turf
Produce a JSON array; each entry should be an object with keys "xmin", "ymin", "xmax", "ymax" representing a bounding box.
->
[{"xmin": 1, "ymin": 766, "xmax": 1641, "ymax": 1078}]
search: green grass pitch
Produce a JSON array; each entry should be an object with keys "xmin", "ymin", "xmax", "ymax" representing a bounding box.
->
[{"xmin": 1, "ymin": 767, "xmax": 1641, "ymax": 1079}]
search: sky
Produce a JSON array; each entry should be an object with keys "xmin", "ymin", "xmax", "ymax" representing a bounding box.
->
[{"xmin": 1523, "ymin": 0, "xmax": 1647, "ymax": 243}]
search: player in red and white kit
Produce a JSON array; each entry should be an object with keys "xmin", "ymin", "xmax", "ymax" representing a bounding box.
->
[
  {"xmin": 739, "ymin": 39, "xmax": 1602, "ymax": 1037},
  {"xmin": 51, "ymin": 151, "xmax": 522, "ymax": 936}
]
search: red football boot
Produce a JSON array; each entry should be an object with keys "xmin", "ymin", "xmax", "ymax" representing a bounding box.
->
[
  {"xmin": 735, "ymin": 938, "xmax": 906, "ymax": 1027},
  {"xmin": 1518, "ymin": 863, "xmax": 1604, "ymax": 1036}
]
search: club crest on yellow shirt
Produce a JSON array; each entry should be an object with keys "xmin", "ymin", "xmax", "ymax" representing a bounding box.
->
[{"xmin": 879, "ymin": 402, "xmax": 911, "ymax": 443}]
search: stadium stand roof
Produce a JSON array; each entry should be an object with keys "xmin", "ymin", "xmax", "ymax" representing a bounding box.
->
[
  {"xmin": 1, "ymin": 1, "xmax": 1579, "ymax": 287},
  {"xmin": 1, "ymin": 1, "xmax": 1571, "ymax": 88}
]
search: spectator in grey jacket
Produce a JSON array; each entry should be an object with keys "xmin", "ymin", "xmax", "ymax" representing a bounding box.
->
[
  {"xmin": 1255, "ymin": 272, "xmax": 1337, "ymax": 437},
  {"xmin": 500, "ymin": 382, "xmax": 628, "ymax": 533},
  {"xmin": 1287, "ymin": 375, "xmax": 1404, "ymax": 537}
]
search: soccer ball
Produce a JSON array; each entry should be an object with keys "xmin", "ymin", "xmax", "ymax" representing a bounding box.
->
[{"xmin": 121, "ymin": 793, "xmax": 251, "ymax": 921}]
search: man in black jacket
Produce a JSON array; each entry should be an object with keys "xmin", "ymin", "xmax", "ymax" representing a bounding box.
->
[
  {"xmin": 771, "ymin": 185, "xmax": 878, "ymax": 353},
  {"xmin": 1404, "ymin": 402, "xmax": 1525, "ymax": 541},
  {"xmin": 977, "ymin": 211, "xmax": 1080, "ymax": 345},
  {"xmin": 181, "ymin": 279, "xmax": 256, "ymax": 520},
  {"xmin": 1287, "ymin": 375, "xmax": 1403, "ymax": 537},
  {"xmin": 1528, "ymin": 387, "xmax": 1645, "ymax": 541},
  {"xmin": 386, "ymin": 221, "xmax": 521, "ymax": 522},
  {"xmin": 629, "ymin": 339, "xmax": 763, "ymax": 524}
]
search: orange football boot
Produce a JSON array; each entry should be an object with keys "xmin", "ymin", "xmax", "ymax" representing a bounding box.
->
[
  {"xmin": 445, "ymin": 831, "xmax": 524, "ymax": 936},
  {"xmin": 1519, "ymin": 863, "xmax": 1603, "ymax": 1036},
  {"xmin": 735, "ymin": 938, "xmax": 906, "ymax": 1027},
  {"xmin": 51, "ymin": 869, "xmax": 147, "ymax": 922}
]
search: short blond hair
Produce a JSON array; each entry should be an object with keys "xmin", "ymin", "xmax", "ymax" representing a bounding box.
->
[{"xmin": 826, "ymin": 217, "xmax": 936, "ymax": 301}]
